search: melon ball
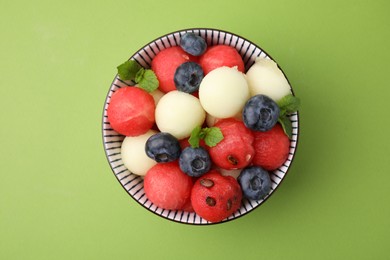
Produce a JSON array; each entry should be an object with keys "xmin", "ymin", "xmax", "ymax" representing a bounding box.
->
[
  {"xmin": 199, "ymin": 45, "xmax": 245, "ymax": 75},
  {"xmin": 150, "ymin": 89, "xmax": 164, "ymax": 106},
  {"xmin": 246, "ymin": 57, "xmax": 292, "ymax": 101},
  {"xmin": 219, "ymin": 168, "xmax": 241, "ymax": 179},
  {"xmin": 206, "ymin": 113, "xmax": 218, "ymax": 127},
  {"xmin": 121, "ymin": 130, "xmax": 157, "ymax": 176},
  {"xmin": 151, "ymin": 46, "xmax": 197, "ymax": 93},
  {"xmin": 144, "ymin": 161, "xmax": 193, "ymax": 210},
  {"xmin": 199, "ymin": 66, "xmax": 249, "ymax": 119},
  {"xmin": 155, "ymin": 90, "xmax": 206, "ymax": 139},
  {"xmin": 206, "ymin": 111, "xmax": 242, "ymax": 127},
  {"xmin": 107, "ymin": 87, "xmax": 155, "ymax": 136}
]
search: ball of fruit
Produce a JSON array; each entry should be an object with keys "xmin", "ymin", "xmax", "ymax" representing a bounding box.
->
[
  {"xmin": 179, "ymin": 147, "xmax": 211, "ymax": 177},
  {"xmin": 252, "ymin": 123, "xmax": 290, "ymax": 171},
  {"xmin": 121, "ymin": 130, "xmax": 157, "ymax": 176},
  {"xmin": 144, "ymin": 161, "xmax": 193, "ymax": 210},
  {"xmin": 199, "ymin": 45, "xmax": 245, "ymax": 75},
  {"xmin": 219, "ymin": 168, "xmax": 241, "ymax": 179},
  {"xmin": 150, "ymin": 89, "xmax": 164, "ymax": 106},
  {"xmin": 151, "ymin": 46, "xmax": 197, "ymax": 93},
  {"xmin": 238, "ymin": 166, "xmax": 272, "ymax": 200},
  {"xmin": 246, "ymin": 57, "xmax": 292, "ymax": 101},
  {"xmin": 179, "ymin": 137, "xmax": 207, "ymax": 150},
  {"xmin": 155, "ymin": 90, "xmax": 206, "ymax": 139},
  {"xmin": 174, "ymin": 61, "xmax": 204, "ymax": 93},
  {"xmin": 242, "ymin": 94, "xmax": 280, "ymax": 132},
  {"xmin": 145, "ymin": 132, "xmax": 181, "ymax": 163},
  {"xmin": 209, "ymin": 118, "xmax": 254, "ymax": 170},
  {"xmin": 180, "ymin": 32, "xmax": 207, "ymax": 56},
  {"xmin": 180, "ymin": 198, "xmax": 194, "ymax": 212},
  {"xmin": 191, "ymin": 170, "xmax": 242, "ymax": 222},
  {"xmin": 199, "ymin": 66, "xmax": 249, "ymax": 119},
  {"xmin": 206, "ymin": 111, "xmax": 242, "ymax": 127},
  {"xmin": 107, "ymin": 87, "xmax": 155, "ymax": 136}
]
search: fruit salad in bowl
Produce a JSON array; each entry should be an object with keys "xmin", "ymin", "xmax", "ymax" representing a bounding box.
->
[{"xmin": 102, "ymin": 28, "xmax": 300, "ymax": 225}]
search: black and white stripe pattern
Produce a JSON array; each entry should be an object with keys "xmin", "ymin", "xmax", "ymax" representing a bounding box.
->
[{"xmin": 102, "ymin": 28, "xmax": 300, "ymax": 225}]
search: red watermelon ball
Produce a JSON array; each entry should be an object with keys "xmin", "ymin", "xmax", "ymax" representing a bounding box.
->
[
  {"xmin": 252, "ymin": 123, "xmax": 291, "ymax": 171},
  {"xmin": 199, "ymin": 45, "xmax": 245, "ymax": 75},
  {"xmin": 151, "ymin": 46, "xmax": 198, "ymax": 93},
  {"xmin": 144, "ymin": 161, "xmax": 193, "ymax": 210},
  {"xmin": 107, "ymin": 87, "xmax": 155, "ymax": 136},
  {"xmin": 209, "ymin": 118, "xmax": 255, "ymax": 170},
  {"xmin": 191, "ymin": 170, "xmax": 242, "ymax": 223}
]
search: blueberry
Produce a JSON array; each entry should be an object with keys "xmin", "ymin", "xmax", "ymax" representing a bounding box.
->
[
  {"xmin": 242, "ymin": 94, "xmax": 280, "ymax": 132},
  {"xmin": 174, "ymin": 62, "xmax": 204, "ymax": 93},
  {"xmin": 179, "ymin": 147, "xmax": 211, "ymax": 177},
  {"xmin": 238, "ymin": 166, "xmax": 271, "ymax": 200},
  {"xmin": 145, "ymin": 132, "xmax": 181, "ymax": 163},
  {"xmin": 180, "ymin": 32, "xmax": 207, "ymax": 56}
]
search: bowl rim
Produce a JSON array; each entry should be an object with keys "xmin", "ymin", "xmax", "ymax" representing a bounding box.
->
[{"xmin": 101, "ymin": 27, "xmax": 300, "ymax": 225}]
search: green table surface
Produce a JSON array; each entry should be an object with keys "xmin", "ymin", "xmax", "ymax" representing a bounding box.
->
[{"xmin": 1, "ymin": 0, "xmax": 389, "ymax": 259}]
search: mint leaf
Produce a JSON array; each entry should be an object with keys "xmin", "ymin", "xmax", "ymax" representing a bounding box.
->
[
  {"xmin": 137, "ymin": 69, "xmax": 159, "ymax": 93},
  {"xmin": 117, "ymin": 60, "xmax": 142, "ymax": 80},
  {"xmin": 135, "ymin": 67, "xmax": 145, "ymax": 83},
  {"xmin": 188, "ymin": 126, "xmax": 202, "ymax": 148},
  {"xmin": 276, "ymin": 93, "xmax": 300, "ymax": 139},
  {"xmin": 203, "ymin": 127, "xmax": 223, "ymax": 147},
  {"xmin": 278, "ymin": 115, "xmax": 292, "ymax": 139},
  {"xmin": 188, "ymin": 126, "xmax": 224, "ymax": 148},
  {"xmin": 117, "ymin": 60, "xmax": 159, "ymax": 92},
  {"xmin": 277, "ymin": 94, "xmax": 300, "ymax": 116}
]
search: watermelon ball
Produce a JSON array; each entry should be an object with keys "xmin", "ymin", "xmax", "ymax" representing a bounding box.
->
[
  {"xmin": 144, "ymin": 161, "xmax": 193, "ymax": 210},
  {"xmin": 180, "ymin": 197, "xmax": 195, "ymax": 212},
  {"xmin": 199, "ymin": 45, "xmax": 245, "ymax": 75},
  {"xmin": 191, "ymin": 170, "xmax": 242, "ymax": 223},
  {"xmin": 252, "ymin": 123, "xmax": 291, "ymax": 171},
  {"xmin": 107, "ymin": 87, "xmax": 155, "ymax": 136},
  {"xmin": 179, "ymin": 137, "xmax": 208, "ymax": 151},
  {"xmin": 209, "ymin": 118, "xmax": 255, "ymax": 170},
  {"xmin": 151, "ymin": 46, "xmax": 198, "ymax": 93}
]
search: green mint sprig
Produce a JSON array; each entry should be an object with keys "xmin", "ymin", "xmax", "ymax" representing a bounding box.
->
[
  {"xmin": 189, "ymin": 126, "xmax": 224, "ymax": 148},
  {"xmin": 117, "ymin": 60, "xmax": 159, "ymax": 93},
  {"xmin": 277, "ymin": 94, "xmax": 300, "ymax": 139}
]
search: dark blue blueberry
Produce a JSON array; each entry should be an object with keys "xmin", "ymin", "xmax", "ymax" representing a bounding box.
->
[
  {"xmin": 174, "ymin": 61, "xmax": 204, "ymax": 93},
  {"xmin": 145, "ymin": 132, "xmax": 181, "ymax": 163},
  {"xmin": 242, "ymin": 94, "xmax": 280, "ymax": 132},
  {"xmin": 179, "ymin": 147, "xmax": 211, "ymax": 177},
  {"xmin": 238, "ymin": 166, "xmax": 271, "ymax": 200},
  {"xmin": 180, "ymin": 32, "xmax": 207, "ymax": 56}
]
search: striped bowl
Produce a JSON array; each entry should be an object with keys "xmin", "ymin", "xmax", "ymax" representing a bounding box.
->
[{"xmin": 102, "ymin": 28, "xmax": 299, "ymax": 225}]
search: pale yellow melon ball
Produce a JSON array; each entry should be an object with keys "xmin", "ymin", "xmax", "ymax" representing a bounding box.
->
[
  {"xmin": 121, "ymin": 130, "xmax": 157, "ymax": 176},
  {"xmin": 199, "ymin": 66, "xmax": 250, "ymax": 119},
  {"xmin": 155, "ymin": 90, "xmax": 206, "ymax": 139},
  {"xmin": 150, "ymin": 89, "xmax": 164, "ymax": 106},
  {"xmin": 219, "ymin": 168, "xmax": 241, "ymax": 179},
  {"xmin": 205, "ymin": 111, "xmax": 243, "ymax": 127},
  {"xmin": 246, "ymin": 57, "xmax": 292, "ymax": 101}
]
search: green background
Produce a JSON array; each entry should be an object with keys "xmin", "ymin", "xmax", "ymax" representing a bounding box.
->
[{"xmin": 1, "ymin": 0, "xmax": 389, "ymax": 259}]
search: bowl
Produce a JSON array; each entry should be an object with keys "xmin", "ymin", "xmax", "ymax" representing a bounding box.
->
[{"xmin": 102, "ymin": 28, "xmax": 299, "ymax": 225}]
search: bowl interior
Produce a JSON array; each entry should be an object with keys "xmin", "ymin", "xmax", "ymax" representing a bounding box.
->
[{"xmin": 102, "ymin": 28, "xmax": 299, "ymax": 225}]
